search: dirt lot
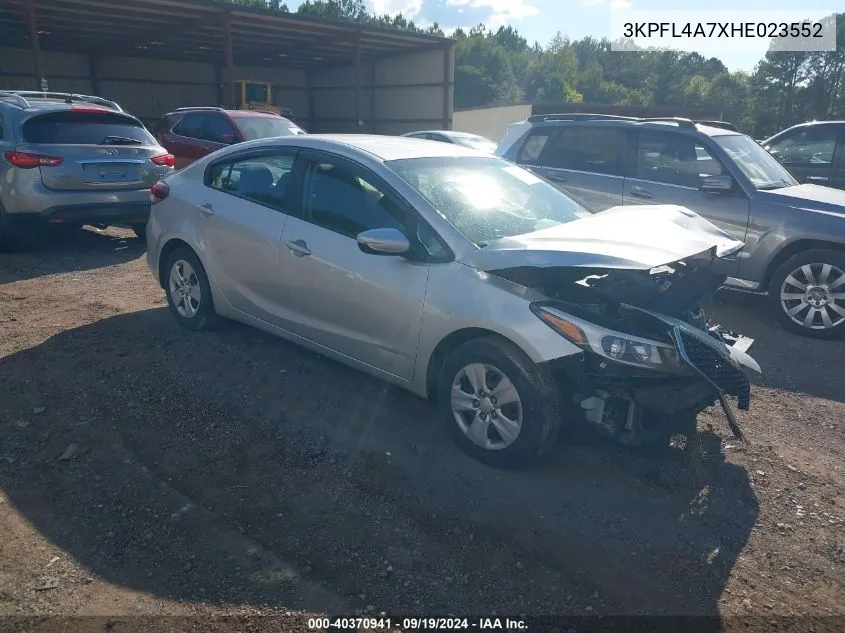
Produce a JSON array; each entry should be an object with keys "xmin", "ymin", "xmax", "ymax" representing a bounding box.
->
[{"xmin": 0, "ymin": 228, "xmax": 843, "ymax": 632}]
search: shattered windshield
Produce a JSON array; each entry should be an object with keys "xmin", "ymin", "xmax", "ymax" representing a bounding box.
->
[{"xmin": 386, "ymin": 156, "xmax": 590, "ymax": 247}]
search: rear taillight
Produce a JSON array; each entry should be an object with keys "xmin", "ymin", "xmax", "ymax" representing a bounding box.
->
[
  {"xmin": 151, "ymin": 153, "xmax": 175, "ymax": 168},
  {"xmin": 4, "ymin": 151, "xmax": 63, "ymax": 169},
  {"xmin": 150, "ymin": 180, "xmax": 170, "ymax": 204}
]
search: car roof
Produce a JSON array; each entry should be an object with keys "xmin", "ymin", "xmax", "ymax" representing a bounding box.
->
[
  {"xmin": 406, "ymin": 130, "xmax": 482, "ymax": 137},
  {"xmin": 761, "ymin": 120, "xmax": 845, "ymax": 144},
  {"xmin": 0, "ymin": 99, "xmax": 115, "ymax": 114},
  {"xmin": 164, "ymin": 108, "xmax": 282, "ymax": 119},
  {"xmin": 785, "ymin": 120, "xmax": 845, "ymax": 129},
  {"xmin": 225, "ymin": 110, "xmax": 284, "ymax": 118},
  {"xmin": 233, "ymin": 134, "xmax": 489, "ymax": 161},
  {"xmin": 529, "ymin": 117, "xmax": 740, "ymax": 137}
]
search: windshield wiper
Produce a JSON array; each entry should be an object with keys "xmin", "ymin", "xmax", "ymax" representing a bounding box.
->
[{"xmin": 100, "ymin": 136, "xmax": 142, "ymax": 145}]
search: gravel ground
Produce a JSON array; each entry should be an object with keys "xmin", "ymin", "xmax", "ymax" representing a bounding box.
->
[{"xmin": 0, "ymin": 227, "xmax": 843, "ymax": 632}]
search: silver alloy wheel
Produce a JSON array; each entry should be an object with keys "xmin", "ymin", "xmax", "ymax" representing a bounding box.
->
[
  {"xmin": 169, "ymin": 259, "xmax": 202, "ymax": 319},
  {"xmin": 450, "ymin": 363, "xmax": 523, "ymax": 451},
  {"xmin": 780, "ymin": 262, "xmax": 845, "ymax": 330}
]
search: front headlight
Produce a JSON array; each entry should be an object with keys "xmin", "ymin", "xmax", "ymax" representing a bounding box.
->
[{"xmin": 531, "ymin": 304, "xmax": 687, "ymax": 373}]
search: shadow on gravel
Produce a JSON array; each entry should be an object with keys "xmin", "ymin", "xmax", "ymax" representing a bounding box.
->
[
  {"xmin": 0, "ymin": 308, "xmax": 758, "ymax": 616},
  {"xmin": 706, "ymin": 288, "xmax": 844, "ymax": 403},
  {"xmin": 0, "ymin": 227, "xmax": 144, "ymax": 284}
]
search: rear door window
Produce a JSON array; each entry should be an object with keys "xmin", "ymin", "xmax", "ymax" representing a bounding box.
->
[
  {"xmin": 208, "ymin": 153, "xmax": 296, "ymax": 210},
  {"xmin": 517, "ymin": 128, "xmax": 552, "ymax": 163},
  {"xmin": 172, "ymin": 113, "xmax": 206, "ymax": 140},
  {"xmin": 22, "ymin": 111, "xmax": 155, "ymax": 145},
  {"xmin": 636, "ymin": 131, "xmax": 723, "ymax": 187},
  {"xmin": 204, "ymin": 115, "xmax": 238, "ymax": 144},
  {"xmin": 540, "ymin": 126, "xmax": 633, "ymax": 176}
]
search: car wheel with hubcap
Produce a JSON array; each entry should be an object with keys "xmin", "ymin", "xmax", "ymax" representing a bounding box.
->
[
  {"xmin": 769, "ymin": 249, "xmax": 845, "ymax": 338},
  {"xmin": 164, "ymin": 247, "xmax": 219, "ymax": 331},
  {"xmin": 438, "ymin": 337, "xmax": 561, "ymax": 469}
]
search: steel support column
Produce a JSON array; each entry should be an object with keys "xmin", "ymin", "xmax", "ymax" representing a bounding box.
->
[
  {"xmin": 24, "ymin": 0, "xmax": 45, "ymax": 90},
  {"xmin": 88, "ymin": 55, "xmax": 100, "ymax": 95},
  {"xmin": 442, "ymin": 42, "xmax": 452, "ymax": 130},
  {"xmin": 223, "ymin": 13, "xmax": 235, "ymax": 108},
  {"xmin": 306, "ymin": 70, "xmax": 315, "ymax": 132},
  {"xmin": 355, "ymin": 31, "xmax": 363, "ymax": 131}
]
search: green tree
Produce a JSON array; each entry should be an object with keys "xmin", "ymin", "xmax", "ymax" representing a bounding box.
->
[{"xmin": 296, "ymin": 0, "xmax": 366, "ymax": 21}]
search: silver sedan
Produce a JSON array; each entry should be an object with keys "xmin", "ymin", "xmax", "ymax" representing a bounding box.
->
[{"xmin": 146, "ymin": 134, "xmax": 761, "ymax": 468}]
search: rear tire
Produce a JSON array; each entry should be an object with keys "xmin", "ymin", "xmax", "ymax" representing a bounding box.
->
[
  {"xmin": 163, "ymin": 247, "xmax": 219, "ymax": 331},
  {"xmin": 130, "ymin": 223, "xmax": 147, "ymax": 240},
  {"xmin": 437, "ymin": 337, "xmax": 562, "ymax": 469},
  {"xmin": 768, "ymin": 249, "xmax": 845, "ymax": 339}
]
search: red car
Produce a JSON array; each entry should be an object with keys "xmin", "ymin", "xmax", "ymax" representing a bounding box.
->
[{"xmin": 155, "ymin": 107, "xmax": 306, "ymax": 169}]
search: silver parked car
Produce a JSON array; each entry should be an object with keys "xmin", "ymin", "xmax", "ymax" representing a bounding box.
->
[
  {"xmin": 498, "ymin": 114, "xmax": 845, "ymax": 338},
  {"xmin": 0, "ymin": 90, "xmax": 174, "ymax": 247},
  {"xmin": 146, "ymin": 135, "xmax": 761, "ymax": 468},
  {"xmin": 401, "ymin": 130, "xmax": 497, "ymax": 153}
]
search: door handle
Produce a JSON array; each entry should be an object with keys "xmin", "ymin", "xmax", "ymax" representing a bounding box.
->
[
  {"xmin": 806, "ymin": 175, "xmax": 830, "ymax": 183},
  {"xmin": 284, "ymin": 238, "xmax": 312, "ymax": 257},
  {"xmin": 545, "ymin": 172, "xmax": 567, "ymax": 183},
  {"xmin": 629, "ymin": 186, "xmax": 653, "ymax": 199},
  {"xmin": 195, "ymin": 202, "xmax": 215, "ymax": 217}
]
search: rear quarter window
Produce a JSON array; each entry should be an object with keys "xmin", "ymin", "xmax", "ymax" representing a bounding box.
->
[
  {"xmin": 22, "ymin": 111, "xmax": 155, "ymax": 145},
  {"xmin": 517, "ymin": 129, "xmax": 551, "ymax": 163}
]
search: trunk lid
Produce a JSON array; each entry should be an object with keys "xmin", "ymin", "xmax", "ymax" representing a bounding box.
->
[
  {"xmin": 465, "ymin": 204, "xmax": 745, "ymax": 272},
  {"xmin": 20, "ymin": 110, "xmax": 170, "ymax": 191}
]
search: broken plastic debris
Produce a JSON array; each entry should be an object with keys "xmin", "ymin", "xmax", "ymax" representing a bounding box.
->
[{"xmin": 58, "ymin": 443, "xmax": 78, "ymax": 461}]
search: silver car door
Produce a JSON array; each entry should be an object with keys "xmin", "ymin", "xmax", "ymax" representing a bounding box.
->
[
  {"xmin": 194, "ymin": 149, "xmax": 297, "ymax": 324},
  {"xmin": 276, "ymin": 151, "xmax": 431, "ymax": 381},
  {"xmin": 624, "ymin": 130, "xmax": 751, "ymax": 242}
]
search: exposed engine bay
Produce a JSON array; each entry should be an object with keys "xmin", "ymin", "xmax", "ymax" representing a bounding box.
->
[{"xmin": 492, "ymin": 248, "xmax": 759, "ymax": 448}]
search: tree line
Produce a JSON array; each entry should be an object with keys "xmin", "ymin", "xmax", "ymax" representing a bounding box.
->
[{"xmin": 219, "ymin": 0, "xmax": 845, "ymax": 138}]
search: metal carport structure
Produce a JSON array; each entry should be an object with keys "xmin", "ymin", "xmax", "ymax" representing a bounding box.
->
[{"xmin": 0, "ymin": 0, "xmax": 454, "ymax": 133}]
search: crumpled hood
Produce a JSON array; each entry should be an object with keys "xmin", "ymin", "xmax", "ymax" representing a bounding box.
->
[
  {"xmin": 466, "ymin": 204, "xmax": 745, "ymax": 271},
  {"xmin": 755, "ymin": 183, "xmax": 845, "ymax": 217}
]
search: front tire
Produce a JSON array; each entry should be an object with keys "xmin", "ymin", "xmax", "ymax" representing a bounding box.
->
[
  {"xmin": 437, "ymin": 337, "xmax": 562, "ymax": 469},
  {"xmin": 163, "ymin": 247, "xmax": 219, "ymax": 331},
  {"xmin": 769, "ymin": 249, "xmax": 845, "ymax": 339}
]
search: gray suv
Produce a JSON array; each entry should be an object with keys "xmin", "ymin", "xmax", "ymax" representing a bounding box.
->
[
  {"xmin": 498, "ymin": 114, "xmax": 845, "ymax": 338},
  {"xmin": 0, "ymin": 91, "xmax": 174, "ymax": 247}
]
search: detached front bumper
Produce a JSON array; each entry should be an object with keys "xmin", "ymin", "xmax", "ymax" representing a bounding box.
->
[
  {"xmin": 673, "ymin": 324, "xmax": 761, "ymax": 441},
  {"xmin": 675, "ymin": 328, "xmax": 753, "ymax": 410}
]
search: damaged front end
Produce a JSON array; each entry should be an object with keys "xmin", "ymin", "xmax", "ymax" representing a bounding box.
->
[{"xmin": 492, "ymin": 245, "xmax": 761, "ymax": 447}]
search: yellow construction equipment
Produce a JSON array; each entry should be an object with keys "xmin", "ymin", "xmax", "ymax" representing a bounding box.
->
[{"xmin": 233, "ymin": 80, "xmax": 294, "ymax": 119}]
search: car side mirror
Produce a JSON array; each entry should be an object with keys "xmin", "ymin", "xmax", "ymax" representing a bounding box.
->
[
  {"xmin": 220, "ymin": 133, "xmax": 236, "ymax": 144},
  {"xmin": 700, "ymin": 174, "xmax": 733, "ymax": 192},
  {"xmin": 356, "ymin": 228, "xmax": 410, "ymax": 256}
]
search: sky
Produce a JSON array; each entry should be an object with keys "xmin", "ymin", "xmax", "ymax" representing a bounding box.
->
[{"xmin": 288, "ymin": 0, "xmax": 841, "ymax": 73}]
